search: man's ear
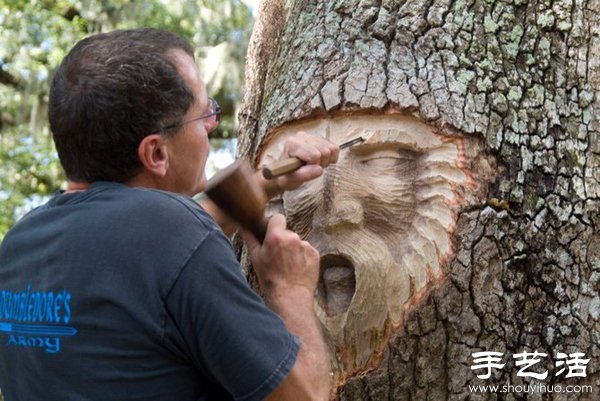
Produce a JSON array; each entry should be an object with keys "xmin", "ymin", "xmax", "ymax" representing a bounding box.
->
[{"xmin": 138, "ymin": 134, "xmax": 169, "ymax": 177}]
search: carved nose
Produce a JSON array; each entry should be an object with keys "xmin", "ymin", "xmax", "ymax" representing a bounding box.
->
[{"xmin": 323, "ymin": 198, "xmax": 364, "ymax": 231}]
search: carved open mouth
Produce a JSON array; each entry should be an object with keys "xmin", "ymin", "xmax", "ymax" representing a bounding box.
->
[{"xmin": 317, "ymin": 254, "xmax": 356, "ymax": 317}]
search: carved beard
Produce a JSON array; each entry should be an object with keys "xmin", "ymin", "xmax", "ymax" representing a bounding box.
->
[{"xmin": 306, "ymin": 228, "xmax": 403, "ymax": 374}]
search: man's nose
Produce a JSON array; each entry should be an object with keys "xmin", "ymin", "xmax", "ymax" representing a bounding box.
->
[{"xmin": 204, "ymin": 118, "xmax": 219, "ymax": 133}]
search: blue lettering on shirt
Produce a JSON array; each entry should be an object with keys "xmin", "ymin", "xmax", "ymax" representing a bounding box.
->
[{"xmin": 0, "ymin": 285, "xmax": 77, "ymax": 354}]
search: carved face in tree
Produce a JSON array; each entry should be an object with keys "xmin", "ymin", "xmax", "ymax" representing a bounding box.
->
[{"xmin": 260, "ymin": 114, "xmax": 476, "ymax": 375}]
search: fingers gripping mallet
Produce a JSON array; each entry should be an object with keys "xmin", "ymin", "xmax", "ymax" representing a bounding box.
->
[{"xmin": 204, "ymin": 160, "xmax": 269, "ymax": 243}]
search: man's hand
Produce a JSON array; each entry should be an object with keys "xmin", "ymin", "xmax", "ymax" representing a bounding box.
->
[
  {"xmin": 259, "ymin": 131, "xmax": 340, "ymax": 199},
  {"xmin": 243, "ymin": 213, "xmax": 319, "ymax": 296}
]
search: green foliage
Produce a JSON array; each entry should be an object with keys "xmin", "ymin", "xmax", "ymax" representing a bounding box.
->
[{"xmin": 0, "ymin": 0, "xmax": 254, "ymax": 240}]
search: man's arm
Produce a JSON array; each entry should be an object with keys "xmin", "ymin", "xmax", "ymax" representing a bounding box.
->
[
  {"xmin": 263, "ymin": 287, "xmax": 331, "ymax": 401},
  {"xmin": 243, "ymin": 215, "xmax": 332, "ymax": 401}
]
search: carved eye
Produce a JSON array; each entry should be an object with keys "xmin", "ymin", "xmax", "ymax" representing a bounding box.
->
[
  {"xmin": 361, "ymin": 156, "xmax": 407, "ymax": 169},
  {"xmin": 359, "ymin": 149, "xmax": 417, "ymax": 171}
]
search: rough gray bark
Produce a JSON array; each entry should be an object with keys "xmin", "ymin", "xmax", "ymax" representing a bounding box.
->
[{"xmin": 238, "ymin": 0, "xmax": 600, "ymax": 400}]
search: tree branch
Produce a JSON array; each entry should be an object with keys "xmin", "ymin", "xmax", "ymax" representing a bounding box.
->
[{"xmin": 0, "ymin": 69, "xmax": 23, "ymax": 90}]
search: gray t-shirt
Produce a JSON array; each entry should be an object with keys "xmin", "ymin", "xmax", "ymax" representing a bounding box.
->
[{"xmin": 0, "ymin": 181, "xmax": 298, "ymax": 400}]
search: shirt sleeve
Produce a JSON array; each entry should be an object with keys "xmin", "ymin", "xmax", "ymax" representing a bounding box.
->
[{"xmin": 163, "ymin": 230, "xmax": 299, "ymax": 401}]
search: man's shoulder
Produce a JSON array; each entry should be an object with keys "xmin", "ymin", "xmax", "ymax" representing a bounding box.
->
[
  {"xmin": 98, "ymin": 184, "xmax": 216, "ymax": 229},
  {"xmin": 7, "ymin": 183, "xmax": 223, "ymax": 251},
  {"xmin": 131, "ymin": 187, "xmax": 207, "ymax": 216},
  {"xmin": 145, "ymin": 189, "xmax": 222, "ymax": 232}
]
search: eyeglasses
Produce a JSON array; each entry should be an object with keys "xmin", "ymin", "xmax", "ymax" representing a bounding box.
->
[{"xmin": 160, "ymin": 97, "xmax": 221, "ymax": 133}]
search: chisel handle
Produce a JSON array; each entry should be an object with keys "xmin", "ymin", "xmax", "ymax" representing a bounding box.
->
[
  {"xmin": 262, "ymin": 157, "xmax": 306, "ymax": 179},
  {"xmin": 261, "ymin": 135, "xmax": 366, "ymax": 179}
]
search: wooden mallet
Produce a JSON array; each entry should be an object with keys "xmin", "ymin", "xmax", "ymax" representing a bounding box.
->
[{"xmin": 204, "ymin": 160, "xmax": 269, "ymax": 243}]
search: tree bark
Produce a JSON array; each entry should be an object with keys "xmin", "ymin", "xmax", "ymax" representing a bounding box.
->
[{"xmin": 238, "ymin": 1, "xmax": 600, "ymax": 400}]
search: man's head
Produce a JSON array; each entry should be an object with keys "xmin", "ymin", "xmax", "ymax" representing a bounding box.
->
[{"xmin": 49, "ymin": 28, "xmax": 216, "ymax": 194}]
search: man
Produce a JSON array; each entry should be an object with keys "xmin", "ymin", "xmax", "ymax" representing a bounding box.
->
[{"xmin": 0, "ymin": 28, "xmax": 338, "ymax": 400}]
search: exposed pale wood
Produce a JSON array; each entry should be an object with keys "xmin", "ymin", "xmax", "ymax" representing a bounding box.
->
[{"xmin": 259, "ymin": 114, "xmax": 491, "ymax": 379}]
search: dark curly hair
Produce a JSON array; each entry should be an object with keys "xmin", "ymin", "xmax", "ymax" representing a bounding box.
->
[{"xmin": 48, "ymin": 28, "xmax": 195, "ymax": 183}]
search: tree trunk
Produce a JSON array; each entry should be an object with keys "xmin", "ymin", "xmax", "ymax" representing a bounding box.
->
[{"xmin": 237, "ymin": 1, "xmax": 600, "ymax": 400}]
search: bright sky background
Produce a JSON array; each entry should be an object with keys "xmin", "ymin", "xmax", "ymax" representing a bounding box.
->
[
  {"xmin": 205, "ymin": 0, "xmax": 259, "ymax": 178},
  {"xmin": 241, "ymin": 0, "xmax": 259, "ymax": 16}
]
